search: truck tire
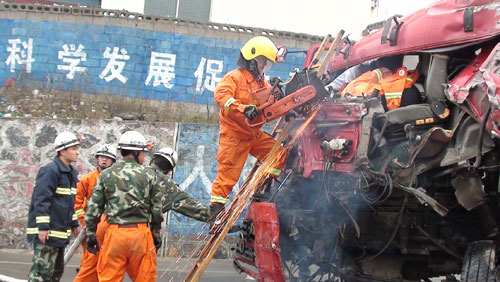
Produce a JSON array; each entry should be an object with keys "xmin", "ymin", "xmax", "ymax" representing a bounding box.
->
[{"xmin": 460, "ymin": 240, "xmax": 498, "ymax": 282}]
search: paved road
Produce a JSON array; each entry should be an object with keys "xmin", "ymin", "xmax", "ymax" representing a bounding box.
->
[
  {"xmin": 0, "ymin": 249, "xmax": 455, "ymax": 282},
  {"xmin": 0, "ymin": 249, "xmax": 249, "ymax": 282}
]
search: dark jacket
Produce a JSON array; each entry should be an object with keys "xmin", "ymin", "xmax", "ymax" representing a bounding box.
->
[{"xmin": 27, "ymin": 157, "xmax": 79, "ymax": 247}]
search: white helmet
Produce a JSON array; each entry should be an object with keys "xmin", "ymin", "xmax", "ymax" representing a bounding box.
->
[
  {"xmin": 95, "ymin": 144, "xmax": 117, "ymax": 161},
  {"xmin": 153, "ymin": 147, "xmax": 178, "ymax": 167},
  {"xmin": 55, "ymin": 132, "xmax": 80, "ymax": 152},
  {"xmin": 117, "ymin": 131, "xmax": 148, "ymax": 151}
]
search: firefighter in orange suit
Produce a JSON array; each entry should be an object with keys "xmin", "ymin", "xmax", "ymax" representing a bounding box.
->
[
  {"xmin": 210, "ymin": 36, "xmax": 285, "ymax": 217},
  {"xmin": 85, "ymin": 131, "xmax": 162, "ymax": 282},
  {"xmin": 341, "ymin": 67, "xmax": 420, "ymax": 111},
  {"xmin": 74, "ymin": 144, "xmax": 116, "ymax": 282}
]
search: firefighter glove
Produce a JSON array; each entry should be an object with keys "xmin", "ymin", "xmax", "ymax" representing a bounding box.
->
[
  {"xmin": 244, "ymin": 105, "xmax": 259, "ymax": 121},
  {"xmin": 153, "ymin": 233, "xmax": 162, "ymax": 252},
  {"xmin": 208, "ymin": 204, "xmax": 241, "ymax": 234},
  {"xmin": 209, "ymin": 203, "xmax": 225, "ymax": 224},
  {"xmin": 86, "ymin": 235, "xmax": 99, "ymax": 255},
  {"xmin": 208, "ymin": 203, "xmax": 225, "ymax": 234}
]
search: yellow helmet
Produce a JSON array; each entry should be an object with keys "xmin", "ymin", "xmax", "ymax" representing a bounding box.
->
[{"xmin": 240, "ymin": 36, "xmax": 278, "ymax": 63}]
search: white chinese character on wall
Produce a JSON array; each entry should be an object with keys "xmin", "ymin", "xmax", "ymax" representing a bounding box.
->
[
  {"xmin": 5, "ymin": 38, "xmax": 35, "ymax": 73},
  {"xmin": 57, "ymin": 44, "xmax": 87, "ymax": 79},
  {"xmin": 99, "ymin": 47, "xmax": 130, "ymax": 83},
  {"xmin": 145, "ymin": 52, "xmax": 176, "ymax": 88},
  {"xmin": 194, "ymin": 57, "xmax": 223, "ymax": 93}
]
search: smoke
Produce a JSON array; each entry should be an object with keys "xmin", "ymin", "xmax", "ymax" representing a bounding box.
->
[
  {"xmin": 271, "ymin": 168, "xmax": 370, "ymax": 280},
  {"xmin": 269, "ymin": 121, "xmax": 399, "ymax": 280}
]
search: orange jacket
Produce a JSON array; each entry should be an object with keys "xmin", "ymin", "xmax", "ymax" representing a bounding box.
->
[
  {"xmin": 341, "ymin": 67, "xmax": 419, "ymax": 110},
  {"xmin": 214, "ymin": 68, "xmax": 269, "ymax": 139},
  {"xmin": 380, "ymin": 68, "xmax": 419, "ymax": 110},
  {"xmin": 74, "ymin": 168, "xmax": 99, "ymax": 226},
  {"xmin": 341, "ymin": 67, "xmax": 392, "ymax": 97}
]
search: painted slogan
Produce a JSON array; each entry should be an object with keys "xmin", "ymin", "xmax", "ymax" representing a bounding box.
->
[{"xmin": 0, "ymin": 19, "xmax": 305, "ymax": 104}]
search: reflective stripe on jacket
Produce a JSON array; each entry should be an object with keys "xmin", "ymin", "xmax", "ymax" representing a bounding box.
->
[
  {"xmin": 380, "ymin": 68, "xmax": 419, "ymax": 110},
  {"xmin": 27, "ymin": 157, "xmax": 79, "ymax": 247},
  {"xmin": 340, "ymin": 67, "xmax": 419, "ymax": 110},
  {"xmin": 214, "ymin": 68, "xmax": 269, "ymax": 139},
  {"xmin": 341, "ymin": 67, "xmax": 392, "ymax": 97}
]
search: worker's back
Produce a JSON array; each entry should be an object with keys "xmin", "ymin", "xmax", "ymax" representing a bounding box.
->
[{"xmin": 96, "ymin": 158, "xmax": 158, "ymax": 224}]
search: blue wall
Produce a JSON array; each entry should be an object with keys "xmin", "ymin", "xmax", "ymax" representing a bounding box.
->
[
  {"xmin": 170, "ymin": 123, "xmax": 263, "ymax": 233},
  {"xmin": 0, "ymin": 19, "xmax": 305, "ymax": 105}
]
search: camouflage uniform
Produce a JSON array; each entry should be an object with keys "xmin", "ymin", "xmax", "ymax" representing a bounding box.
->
[
  {"xmin": 151, "ymin": 164, "xmax": 210, "ymax": 222},
  {"xmin": 85, "ymin": 158, "xmax": 163, "ymax": 281},
  {"xmin": 28, "ymin": 242, "xmax": 65, "ymax": 282},
  {"xmin": 85, "ymin": 158, "xmax": 163, "ymax": 239}
]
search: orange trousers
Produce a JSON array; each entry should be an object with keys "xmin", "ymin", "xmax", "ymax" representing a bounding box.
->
[
  {"xmin": 74, "ymin": 215, "xmax": 109, "ymax": 282},
  {"xmin": 96, "ymin": 223, "xmax": 157, "ymax": 282},
  {"xmin": 211, "ymin": 130, "xmax": 285, "ymax": 204}
]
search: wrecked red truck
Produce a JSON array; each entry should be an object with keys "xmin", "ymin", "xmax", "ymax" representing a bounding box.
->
[{"xmin": 233, "ymin": 0, "xmax": 500, "ymax": 281}]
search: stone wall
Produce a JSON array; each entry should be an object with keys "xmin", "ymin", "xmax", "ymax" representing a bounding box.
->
[{"xmin": 0, "ymin": 117, "xmax": 257, "ymax": 250}]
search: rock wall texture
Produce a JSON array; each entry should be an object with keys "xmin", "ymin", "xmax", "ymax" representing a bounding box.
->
[
  {"xmin": 0, "ymin": 117, "xmax": 176, "ymax": 248},
  {"xmin": 0, "ymin": 117, "xmax": 258, "ymax": 250}
]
